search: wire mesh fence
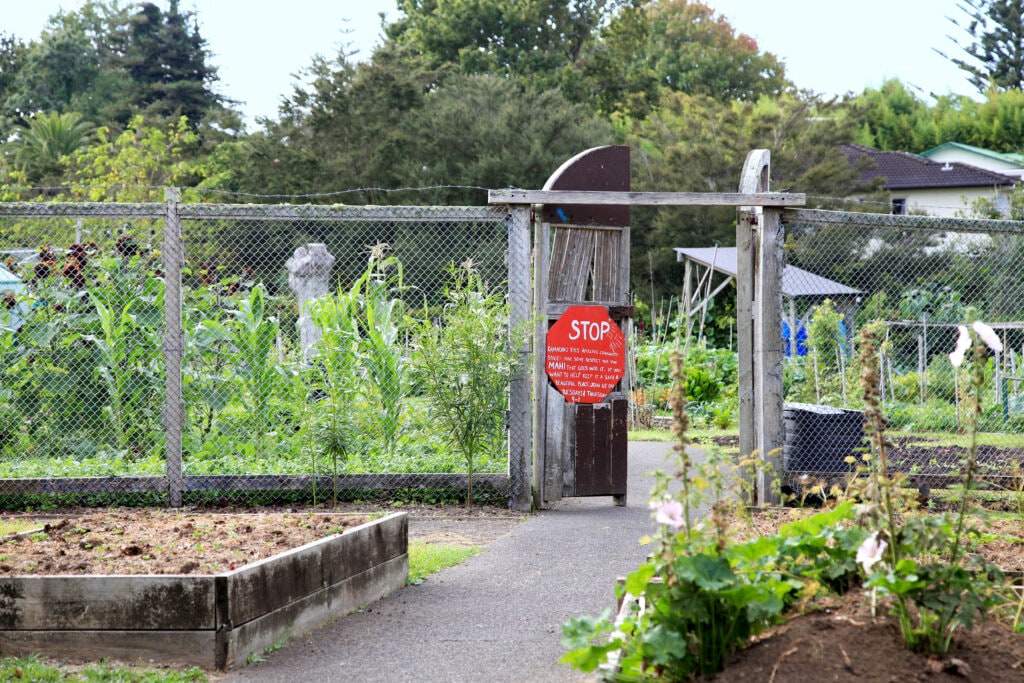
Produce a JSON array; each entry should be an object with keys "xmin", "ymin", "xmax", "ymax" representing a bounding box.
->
[
  {"xmin": 0, "ymin": 197, "xmax": 528, "ymax": 509},
  {"xmin": 780, "ymin": 208, "xmax": 1024, "ymax": 493}
]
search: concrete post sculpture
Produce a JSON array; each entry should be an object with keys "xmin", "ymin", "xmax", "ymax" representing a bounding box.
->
[{"xmin": 286, "ymin": 243, "xmax": 335, "ymax": 360}]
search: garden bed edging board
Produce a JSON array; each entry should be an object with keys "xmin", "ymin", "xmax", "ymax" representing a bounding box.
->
[{"xmin": 0, "ymin": 511, "xmax": 408, "ymax": 670}]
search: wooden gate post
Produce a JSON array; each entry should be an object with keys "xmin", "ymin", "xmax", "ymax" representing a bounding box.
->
[
  {"xmin": 491, "ymin": 159, "xmax": 804, "ymax": 509},
  {"xmin": 737, "ymin": 150, "xmax": 784, "ymax": 505}
]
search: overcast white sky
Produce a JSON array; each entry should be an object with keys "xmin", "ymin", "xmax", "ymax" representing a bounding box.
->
[{"xmin": 3, "ymin": 0, "xmax": 977, "ymax": 127}]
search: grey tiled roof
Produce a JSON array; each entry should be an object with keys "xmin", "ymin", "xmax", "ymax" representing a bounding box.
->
[{"xmin": 842, "ymin": 143, "xmax": 1014, "ymax": 190}]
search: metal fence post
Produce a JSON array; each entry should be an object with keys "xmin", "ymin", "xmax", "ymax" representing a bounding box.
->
[
  {"xmin": 163, "ymin": 188, "xmax": 185, "ymax": 507},
  {"xmin": 507, "ymin": 206, "xmax": 533, "ymax": 511}
]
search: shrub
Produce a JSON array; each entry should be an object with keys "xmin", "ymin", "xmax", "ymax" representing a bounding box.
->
[
  {"xmin": 892, "ymin": 370, "xmax": 923, "ymax": 403},
  {"xmin": 927, "ymin": 353, "xmax": 957, "ymax": 402}
]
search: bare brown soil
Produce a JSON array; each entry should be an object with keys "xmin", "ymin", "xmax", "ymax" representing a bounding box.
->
[
  {"xmin": 0, "ymin": 504, "xmax": 526, "ymax": 576},
  {"xmin": 706, "ymin": 506, "xmax": 1024, "ymax": 682},
  {"xmin": 707, "ymin": 589, "xmax": 1024, "ymax": 683}
]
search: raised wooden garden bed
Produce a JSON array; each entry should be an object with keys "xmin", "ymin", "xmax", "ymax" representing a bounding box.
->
[{"xmin": 0, "ymin": 511, "xmax": 408, "ymax": 670}]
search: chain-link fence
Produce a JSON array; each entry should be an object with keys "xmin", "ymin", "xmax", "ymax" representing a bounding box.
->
[
  {"xmin": 780, "ymin": 208, "xmax": 1024, "ymax": 493},
  {"xmin": 0, "ymin": 196, "xmax": 530, "ymax": 509}
]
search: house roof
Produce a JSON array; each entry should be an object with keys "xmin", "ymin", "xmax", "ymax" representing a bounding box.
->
[
  {"xmin": 674, "ymin": 247, "xmax": 862, "ymax": 299},
  {"xmin": 841, "ymin": 143, "xmax": 1014, "ymax": 190},
  {"xmin": 920, "ymin": 142, "xmax": 1024, "ymax": 168}
]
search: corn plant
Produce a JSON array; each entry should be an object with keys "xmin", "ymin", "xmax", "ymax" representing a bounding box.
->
[
  {"xmin": 87, "ymin": 281, "xmax": 162, "ymax": 454},
  {"xmin": 199, "ymin": 285, "xmax": 281, "ymax": 447},
  {"xmin": 355, "ymin": 248, "xmax": 407, "ymax": 459}
]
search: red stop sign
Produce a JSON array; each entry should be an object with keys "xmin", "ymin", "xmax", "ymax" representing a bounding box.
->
[{"xmin": 546, "ymin": 305, "xmax": 626, "ymax": 404}]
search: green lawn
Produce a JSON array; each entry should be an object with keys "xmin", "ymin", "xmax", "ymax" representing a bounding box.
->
[
  {"xmin": 407, "ymin": 542, "xmax": 481, "ymax": 585},
  {"xmin": 0, "ymin": 656, "xmax": 207, "ymax": 682}
]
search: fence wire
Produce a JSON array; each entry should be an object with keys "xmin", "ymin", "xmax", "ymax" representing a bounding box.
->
[
  {"xmin": 0, "ymin": 199, "xmax": 526, "ymax": 509},
  {"xmin": 780, "ymin": 208, "xmax": 1024, "ymax": 494}
]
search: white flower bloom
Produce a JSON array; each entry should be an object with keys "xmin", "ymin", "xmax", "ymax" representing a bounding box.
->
[
  {"xmin": 949, "ymin": 325, "xmax": 971, "ymax": 368},
  {"xmin": 650, "ymin": 499, "xmax": 686, "ymax": 530},
  {"xmin": 972, "ymin": 320, "xmax": 1003, "ymax": 353},
  {"xmin": 856, "ymin": 531, "xmax": 887, "ymax": 573}
]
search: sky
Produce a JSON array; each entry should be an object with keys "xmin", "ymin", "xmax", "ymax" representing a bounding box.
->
[{"xmin": 2, "ymin": 0, "xmax": 977, "ymax": 127}]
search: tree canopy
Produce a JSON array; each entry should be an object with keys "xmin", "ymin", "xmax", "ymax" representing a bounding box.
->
[{"xmin": 3, "ymin": 0, "xmax": 1024, "ymax": 312}]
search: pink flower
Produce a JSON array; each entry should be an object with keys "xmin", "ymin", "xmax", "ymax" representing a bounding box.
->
[
  {"xmin": 856, "ymin": 531, "xmax": 887, "ymax": 573},
  {"xmin": 972, "ymin": 320, "xmax": 1003, "ymax": 353},
  {"xmin": 949, "ymin": 325, "xmax": 971, "ymax": 368},
  {"xmin": 649, "ymin": 500, "xmax": 686, "ymax": 530}
]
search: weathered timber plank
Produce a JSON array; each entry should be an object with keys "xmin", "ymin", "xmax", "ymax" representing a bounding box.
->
[
  {"xmin": 757, "ymin": 207, "xmax": 785, "ymax": 505},
  {"xmin": 561, "ymin": 401, "xmax": 576, "ymax": 495},
  {"xmin": 225, "ymin": 538, "xmax": 326, "ymax": 627},
  {"xmin": 736, "ymin": 211, "xmax": 756, "ymax": 471},
  {"xmin": 223, "ymin": 554, "xmax": 408, "ymax": 670},
  {"xmin": 546, "ymin": 228, "xmax": 572, "ymax": 301},
  {"xmin": 183, "ymin": 473, "xmax": 508, "ymax": 492},
  {"xmin": 320, "ymin": 512, "xmax": 407, "ymax": 587},
  {"xmin": 574, "ymin": 405, "xmax": 596, "ymax": 496},
  {"xmin": 544, "ymin": 302, "xmax": 632, "ymax": 316},
  {"xmin": 507, "ymin": 205, "xmax": 533, "ymax": 512},
  {"xmin": 544, "ymin": 385, "xmax": 566, "ymax": 502},
  {"xmin": 592, "ymin": 230, "xmax": 624, "ymax": 301},
  {"xmin": 549, "ymin": 227, "xmax": 595, "ymax": 301},
  {"xmin": 0, "ymin": 576, "xmax": 215, "ymax": 630},
  {"xmin": 488, "ymin": 189, "xmax": 805, "ymax": 206},
  {"xmin": 226, "ymin": 512, "xmax": 406, "ymax": 626},
  {"xmin": 612, "ymin": 399, "xmax": 628, "ymax": 497},
  {"xmin": 590, "ymin": 404, "xmax": 612, "ymax": 495},
  {"xmin": 0, "ymin": 477, "xmax": 167, "ymax": 495},
  {"xmin": 533, "ymin": 221, "xmax": 551, "ymax": 509},
  {"xmin": 0, "ymin": 630, "xmax": 217, "ymax": 669},
  {"xmin": 0, "ymin": 473, "xmax": 509, "ymax": 497}
]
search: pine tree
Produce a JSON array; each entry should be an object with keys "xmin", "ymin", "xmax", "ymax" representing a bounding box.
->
[
  {"xmin": 941, "ymin": 0, "xmax": 1024, "ymax": 92},
  {"xmin": 113, "ymin": 0, "xmax": 220, "ymax": 125}
]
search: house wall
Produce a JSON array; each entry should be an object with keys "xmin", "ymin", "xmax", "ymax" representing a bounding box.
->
[
  {"xmin": 922, "ymin": 149, "xmax": 1024, "ymax": 180},
  {"xmin": 895, "ymin": 186, "xmax": 1013, "ymax": 218}
]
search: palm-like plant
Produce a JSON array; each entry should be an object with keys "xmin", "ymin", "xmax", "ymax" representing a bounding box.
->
[{"xmin": 8, "ymin": 111, "xmax": 95, "ymax": 181}]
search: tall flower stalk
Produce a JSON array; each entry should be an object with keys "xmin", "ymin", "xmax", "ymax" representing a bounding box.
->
[
  {"xmin": 946, "ymin": 322, "xmax": 1001, "ymax": 574},
  {"xmin": 859, "ymin": 321, "xmax": 1005, "ymax": 655},
  {"xmin": 859, "ymin": 329, "xmax": 902, "ymax": 567}
]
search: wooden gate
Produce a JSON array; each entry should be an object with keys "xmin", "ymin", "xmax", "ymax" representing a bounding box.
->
[
  {"xmin": 491, "ymin": 148, "xmax": 804, "ymax": 510},
  {"xmin": 533, "ymin": 146, "xmax": 632, "ymax": 507}
]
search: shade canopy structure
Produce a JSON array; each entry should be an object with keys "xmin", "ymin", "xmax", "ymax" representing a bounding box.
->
[
  {"xmin": 0, "ymin": 263, "xmax": 23, "ymax": 294},
  {"xmin": 674, "ymin": 246, "xmax": 862, "ymax": 352}
]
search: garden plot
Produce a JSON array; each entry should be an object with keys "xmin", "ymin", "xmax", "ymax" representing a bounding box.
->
[{"xmin": 0, "ymin": 511, "xmax": 408, "ymax": 670}]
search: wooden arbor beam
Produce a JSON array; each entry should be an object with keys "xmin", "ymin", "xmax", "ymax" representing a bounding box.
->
[{"xmin": 489, "ymin": 189, "xmax": 805, "ymax": 207}]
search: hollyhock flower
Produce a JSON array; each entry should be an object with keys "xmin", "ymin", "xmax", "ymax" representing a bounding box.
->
[
  {"xmin": 649, "ymin": 499, "xmax": 686, "ymax": 530},
  {"xmin": 972, "ymin": 320, "xmax": 1003, "ymax": 353},
  {"xmin": 856, "ymin": 531, "xmax": 887, "ymax": 573},
  {"xmin": 949, "ymin": 326, "xmax": 971, "ymax": 368}
]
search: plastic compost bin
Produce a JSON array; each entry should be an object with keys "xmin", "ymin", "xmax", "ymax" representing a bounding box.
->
[{"xmin": 783, "ymin": 402, "xmax": 865, "ymax": 473}]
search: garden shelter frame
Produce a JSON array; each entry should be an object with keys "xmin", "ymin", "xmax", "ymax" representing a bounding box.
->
[{"xmin": 673, "ymin": 246, "xmax": 863, "ymax": 353}]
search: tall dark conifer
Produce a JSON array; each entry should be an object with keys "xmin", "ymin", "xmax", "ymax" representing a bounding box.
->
[
  {"xmin": 114, "ymin": 0, "xmax": 220, "ymax": 125},
  {"xmin": 942, "ymin": 0, "xmax": 1024, "ymax": 92}
]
